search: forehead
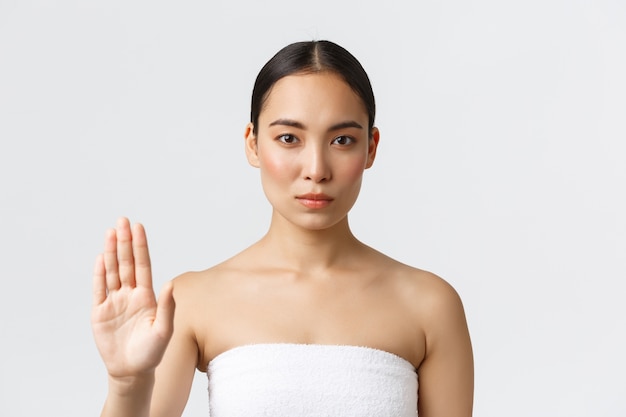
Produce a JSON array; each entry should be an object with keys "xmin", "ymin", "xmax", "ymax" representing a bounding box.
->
[{"xmin": 259, "ymin": 72, "xmax": 368, "ymax": 125}]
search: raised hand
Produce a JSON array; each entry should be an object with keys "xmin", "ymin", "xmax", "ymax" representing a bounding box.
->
[{"xmin": 91, "ymin": 217, "xmax": 175, "ymax": 380}]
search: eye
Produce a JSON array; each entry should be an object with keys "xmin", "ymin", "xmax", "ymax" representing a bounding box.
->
[
  {"xmin": 331, "ymin": 135, "xmax": 354, "ymax": 146},
  {"xmin": 277, "ymin": 134, "xmax": 299, "ymax": 144}
]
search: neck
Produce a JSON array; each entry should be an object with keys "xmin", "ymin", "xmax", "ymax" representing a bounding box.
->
[{"xmin": 257, "ymin": 211, "xmax": 364, "ymax": 272}]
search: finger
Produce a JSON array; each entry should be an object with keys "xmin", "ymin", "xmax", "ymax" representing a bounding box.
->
[
  {"xmin": 132, "ymin": 223, "xmax": 153, "ymax": 290},
  {"xmin": 92, "ymin": 253, "xmax": 107, "ymax": 306},
  {"xmin": 116, "ymin": 217, "xmax": 136, "ymax": 288},
  {"xmin": 154, "ymin": 281, "xmax": 175, "ymax": 339},
  {"xmin": 103, "ymin": 228, "xmax": 121, "ymax": 291}
]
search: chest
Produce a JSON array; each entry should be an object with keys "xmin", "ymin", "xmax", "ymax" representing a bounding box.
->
[{"xmin": 198, "ymin": 278, "xmax": 425, "ymax": 368}]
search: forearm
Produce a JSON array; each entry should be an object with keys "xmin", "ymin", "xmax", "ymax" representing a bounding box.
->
[{"xmin": 100, "ymin": 373, "xmax": 155, "ymax": 417}]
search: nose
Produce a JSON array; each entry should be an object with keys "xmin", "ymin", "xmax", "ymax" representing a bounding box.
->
[{"xmin": 302, "ymin": 144, "xmax": 331, "ymax": 183}]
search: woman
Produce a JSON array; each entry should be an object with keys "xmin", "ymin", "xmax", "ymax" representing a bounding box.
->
[{"xmin": 92, "ymin": 40, "xmax": 474, "ymax": 417}]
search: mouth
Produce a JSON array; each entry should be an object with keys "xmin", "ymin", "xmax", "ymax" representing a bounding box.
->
[
  {"xmin": 295, "ymin": 193, "xmax": 334, "ymax": 209},
  {"xmin": 296, "ymin": 193, "xmax": 334, "ymax": 201}
]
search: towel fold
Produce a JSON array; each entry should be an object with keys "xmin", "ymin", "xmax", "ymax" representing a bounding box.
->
[{"xmin": 207, "ymin": 343, "xmax": 418, "ymax": 417}]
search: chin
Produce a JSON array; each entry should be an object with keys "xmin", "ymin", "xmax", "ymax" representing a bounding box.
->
[
  {"xmin": 293, "ymin": 213, "xmax": 349, "ymax": 231},
  {"xmin": 270, "ymin": 200, "xmax": 355, "ymax": 231}
]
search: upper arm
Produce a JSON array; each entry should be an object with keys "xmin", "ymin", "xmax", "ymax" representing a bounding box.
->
[
  {"xmin": 150, "ymin": 277, "xmax": 200, "ymax": 417},
  {"xmin": 417, "ymin": 279, "xmax": 474, "ymax": 417}
]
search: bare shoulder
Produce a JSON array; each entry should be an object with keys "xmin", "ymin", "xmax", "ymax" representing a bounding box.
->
[
  {"xmin": 166, "ymin": 267, "xmax": 225, "ymax": 337},
  {"xmin": 166, "ymin": 256, "xmax": 256, "ymax": 367},
  {"xmin": 385, "ymin": 264, "xmax": 474, "ymax": 415},
  {"xmin": 375, "ymin": 251, "xmax": 465, "ymax": 310},
  {"xmin": 402, "ymin": 266, "xmax": 465, "ymax": 315},
  {"xmin": 169, "ymin": 259, "xmax": 242, "ymax": 307},
  {"xmin": 373, "ymin": 251, "xmax": 469, "ymax": 337}
]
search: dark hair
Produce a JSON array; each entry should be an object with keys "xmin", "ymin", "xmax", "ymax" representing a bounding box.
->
[{"xmin": 250, "ymin": 40, "xmax": 376, "ymax": 137}]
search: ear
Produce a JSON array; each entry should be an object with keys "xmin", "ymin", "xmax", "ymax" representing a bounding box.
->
[
  {"xmin": 365, "ymin": 127, "xmax": 380, "ymax": 169},
  {"xmin": 244, "ymin": 123, "xmax": 260, "ymax": 168}
]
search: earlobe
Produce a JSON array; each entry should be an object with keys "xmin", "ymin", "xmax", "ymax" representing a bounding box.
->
[
  {"xmin": 244, "ymin": 123, "xmax": 260, "ymax": 168},
  {"xmin": 365, "ymin": 127, "xmax": 380, "ymax": 169}
]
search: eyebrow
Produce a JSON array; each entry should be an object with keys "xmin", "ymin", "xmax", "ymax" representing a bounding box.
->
[{"xmin": 268, "ymin": 118, "xmax": 363, "ymax": 132}]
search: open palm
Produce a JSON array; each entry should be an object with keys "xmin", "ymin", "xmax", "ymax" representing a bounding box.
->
[{"xmin": 91, "ymin": 218, "xmax": 175, "ymax": 379}]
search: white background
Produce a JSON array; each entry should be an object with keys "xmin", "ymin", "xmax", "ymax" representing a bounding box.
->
[{"xmin": 1, "ymin": 1, "xmax": 625, "ymax": 416}]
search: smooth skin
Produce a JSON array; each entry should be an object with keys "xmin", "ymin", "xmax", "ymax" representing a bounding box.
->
[{"xmin": 92, "ymin": 72, "xmax": 474, "ymax": 417}]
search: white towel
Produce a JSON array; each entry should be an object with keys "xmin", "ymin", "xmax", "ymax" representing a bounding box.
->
[{"xmin": 207, "ymin": 343, "xmax": 418, "ymax": 417}]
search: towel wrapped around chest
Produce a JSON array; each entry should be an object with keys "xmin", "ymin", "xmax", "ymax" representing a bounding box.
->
[{"xmin": 207, "ymin": 343, "xmax": 418, "ymax": 417}]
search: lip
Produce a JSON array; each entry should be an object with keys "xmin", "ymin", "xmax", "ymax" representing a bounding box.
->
[
  {"xmin": 295, "ymin": 193, "xmax": 334, "ymax": 209},
  {"xmin": 296, "ymin": 193, "xmax": 333, "ymax": 201}
]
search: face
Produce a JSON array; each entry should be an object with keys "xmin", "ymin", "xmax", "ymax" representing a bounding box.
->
[{"xmin": 245, "ymin": 72, "xmax": 379, "ymax": 231}]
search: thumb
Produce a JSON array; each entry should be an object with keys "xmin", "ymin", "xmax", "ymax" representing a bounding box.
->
[{"xmin": 154, "ymin": 280, "xmax": 176, "ymax": 338}]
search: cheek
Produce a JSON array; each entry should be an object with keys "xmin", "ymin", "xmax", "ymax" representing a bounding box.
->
[
  {"xmin": 337, "ymin": 156, "xmax": 368, "ymax": 184},
  {"xmin": 258, "ymin": 149, "xmax": 293, "ymax": 184}
]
